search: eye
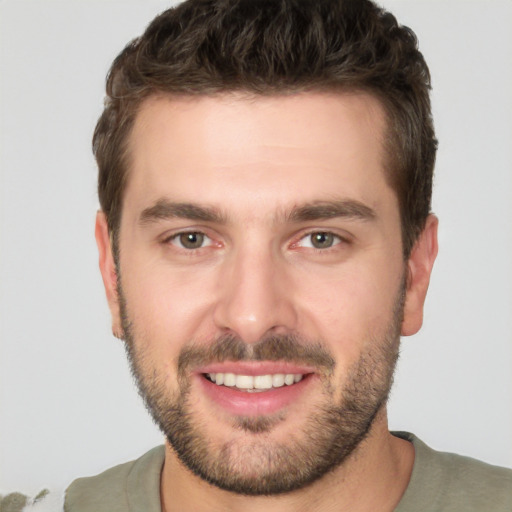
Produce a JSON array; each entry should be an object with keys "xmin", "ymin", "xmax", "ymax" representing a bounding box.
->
[
  {"xmin": 297, "ymin": 232, "xmax": 342, "ymax": 249},
  {"xmin": 169, "ymin": 232, "xmax": 212, "ymax": 249}
]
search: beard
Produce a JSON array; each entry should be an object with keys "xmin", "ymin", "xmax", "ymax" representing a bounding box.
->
[{"xmin": 119, "ymin": 283, "xmax": 404, "ymax": 496}]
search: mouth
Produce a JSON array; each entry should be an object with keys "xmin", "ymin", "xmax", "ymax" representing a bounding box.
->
[{"xmin": 196, "ymin": 363, "xmax": 315, "ymax": 417}]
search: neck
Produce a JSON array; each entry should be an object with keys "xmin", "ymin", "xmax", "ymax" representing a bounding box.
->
[{"xmin": 160, "ymin": 411, "xmax": 414, "ymax": 512}]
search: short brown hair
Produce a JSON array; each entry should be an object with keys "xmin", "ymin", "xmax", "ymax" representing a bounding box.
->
[{"xmin": 94, "ymin": 0, "xmax": 437, "ymax": 258}]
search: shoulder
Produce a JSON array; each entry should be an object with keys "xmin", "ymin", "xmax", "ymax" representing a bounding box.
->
[
  {"xmin": 64, "ymin": 446, "xmax": 164, "ymax": 512},
  {"xmin": 394, "ymin": 432, "xmax": 512, "ymax": 512}
]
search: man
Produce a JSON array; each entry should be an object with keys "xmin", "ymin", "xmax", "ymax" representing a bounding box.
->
[{"xmin": 64, "ymin": 0, "xmax": 512, "ymax": 510}]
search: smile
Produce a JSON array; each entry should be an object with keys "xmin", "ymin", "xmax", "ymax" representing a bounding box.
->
[
  {"xmin": 206, "ymin": 372, "xmax": 304, "ymax": 391},
  {"xmin": 198, "ymin": 366, "xmax": 315, "ymax": 416}
]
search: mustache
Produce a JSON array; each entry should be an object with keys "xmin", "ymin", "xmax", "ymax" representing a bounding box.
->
[{"xmin": 178, "ymin": 334, "xmax": 335, "ymax": 377}]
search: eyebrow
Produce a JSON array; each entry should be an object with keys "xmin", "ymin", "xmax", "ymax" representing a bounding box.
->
[
  {"xmin": 288, "ymin": 200, "xmax": 376, "ymax": 223},
  {"xmin": 138, "ymin": 198, "xmax": 376, "ymax": 226},
  {"xmin": 139, "ymin": 199, "xmax": 226, "ymax": 225}
]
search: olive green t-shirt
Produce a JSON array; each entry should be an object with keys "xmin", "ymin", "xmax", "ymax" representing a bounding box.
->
[
  {"xmin": 393, "ymin": 432, "xmax": 512, "ymax": 511},
  {"xmin": 64, "ymin": 433, "xmax": 512, "ymax": 511}
]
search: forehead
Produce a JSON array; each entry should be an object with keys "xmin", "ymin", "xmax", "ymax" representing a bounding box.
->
[{"xmin": 124, "ymin": 91, "xmax": 392, "ymax": 220}]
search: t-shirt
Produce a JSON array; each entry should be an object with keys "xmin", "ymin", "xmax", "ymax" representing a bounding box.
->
[
  {"xmin": 393, "ymin": 432, "xmax": 512, "ymax": 511},
  {"xmin": 64, "ymin": 432, "xmax": 512, "ymax": 511}
]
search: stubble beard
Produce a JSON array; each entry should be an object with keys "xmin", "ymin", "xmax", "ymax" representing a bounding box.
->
[{"xmin": 119, "ymin": 283, "xmax": 404, "ymax": 496}]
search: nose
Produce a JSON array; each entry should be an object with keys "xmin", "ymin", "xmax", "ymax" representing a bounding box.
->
[{"xmin": 213, "ymin": 244, "xmax": 298, "ymax": 344}]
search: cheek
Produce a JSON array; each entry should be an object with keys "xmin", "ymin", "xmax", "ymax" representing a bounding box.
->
[
  {"xmin": 294, "ymin": 265, "xmax": 401, "ymax": 361},
  {"xmin": 121, "ymin": 262, "xmax": 219, "ymax": 347}
]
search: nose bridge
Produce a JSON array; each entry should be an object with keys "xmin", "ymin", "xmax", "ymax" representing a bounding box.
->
[{"xmin": 213, "ymin": 239, "xmax": 296, "ymax": 343}]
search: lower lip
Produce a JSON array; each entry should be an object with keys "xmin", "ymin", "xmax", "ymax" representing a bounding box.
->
[{"xmin": 196, "ymin": 374, "xmax": 313, "ymax": 416}]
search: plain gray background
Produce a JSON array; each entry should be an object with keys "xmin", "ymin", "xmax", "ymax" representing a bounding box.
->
[{"xmin": 1, "ymin": 0, "xmax": 511, "ymax": 493}]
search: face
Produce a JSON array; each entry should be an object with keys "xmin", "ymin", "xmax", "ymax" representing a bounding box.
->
[{"xmin": 97, "ymin": 92, "xmax": 434, "ymax": 495}]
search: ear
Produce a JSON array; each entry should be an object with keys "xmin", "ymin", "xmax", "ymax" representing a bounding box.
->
[
  {"xmin": 401, "ymin": 215, "xmax": 439, "ymax": 336},
  {"xmin": 95, "ymin": 211, "xmax": 123, "ymax": 339}
]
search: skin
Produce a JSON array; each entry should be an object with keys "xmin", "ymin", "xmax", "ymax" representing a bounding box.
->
[{"xmin": 96, "ymin": 91, "xmax": 438, "ymax": 512}]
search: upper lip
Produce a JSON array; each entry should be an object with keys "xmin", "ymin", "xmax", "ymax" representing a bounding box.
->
[{"xmin": 195, "ymin": 361, "xmax": 316, "ymax": 376}]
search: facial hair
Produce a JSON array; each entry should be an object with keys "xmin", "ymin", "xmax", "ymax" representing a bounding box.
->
[{"xmin": 119, "ymin": 283, "xmax": 404, "ymax": 496}]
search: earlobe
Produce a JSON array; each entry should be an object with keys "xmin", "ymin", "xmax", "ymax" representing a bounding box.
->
[
  {"xmin": 401, "ymin": 215, "xmax": 439, "ymax": 336},
  {"xmin": 95, "ymin": 211, "xmax": 123, "ymax": 339}
]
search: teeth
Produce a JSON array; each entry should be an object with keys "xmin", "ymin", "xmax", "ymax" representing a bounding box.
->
[
  {"xmin": 272, "ymin": 374, "xmax": 285, "ymax": 388},
  {"xmin": 207, "ymin": 372, "xmax": 304, "ymax": 391},
  {"xmin": 235, "ymin": 375, "xmax": 254, "ymax": 389},
  {"xmin": 284, "ymin": 374, "xmax": 295, "ymax": 386},
  {"xmin": 254, "ymin": 375, "xmax": 273, "ymax": 390},
  {"xmin": 224, "ymin": 373, "xmax": 236, "ymax": 387}
]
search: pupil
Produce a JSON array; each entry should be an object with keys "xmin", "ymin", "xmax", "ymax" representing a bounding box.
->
[
  {"xmin": 180, "ymin": 232, "xmax": 204, "ymax": 248},
  {"xmin": 312, "ymin": 232, "xmax": 333, "ymax": 248}
]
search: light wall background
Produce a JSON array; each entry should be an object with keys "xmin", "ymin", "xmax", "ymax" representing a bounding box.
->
[{"xmin": 1, "ymin": 0, "xmax": 511, "ymax": 493}]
